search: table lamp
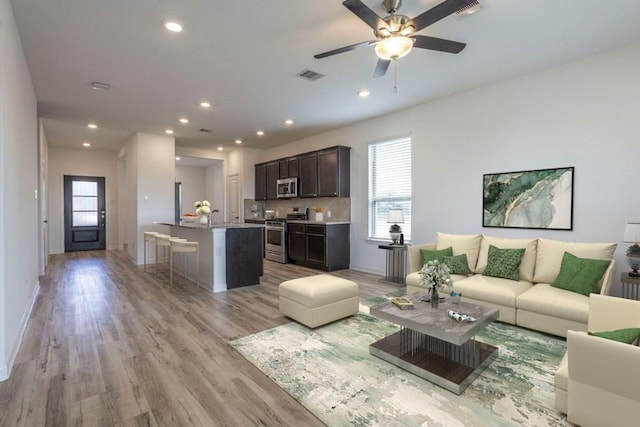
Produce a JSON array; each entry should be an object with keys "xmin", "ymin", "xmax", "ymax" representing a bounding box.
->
[
  {"xmin": 387, "ymin": 208, "xmax": 404, "ymax": 245},
  {"xmin": 623, "ymin": 222, "xmax": 640, "ymax": 277}
]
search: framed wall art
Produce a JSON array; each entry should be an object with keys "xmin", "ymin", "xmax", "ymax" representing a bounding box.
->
[{"xmin": 483, "ymin": 166, "xmax": 574, "ymax": 230}]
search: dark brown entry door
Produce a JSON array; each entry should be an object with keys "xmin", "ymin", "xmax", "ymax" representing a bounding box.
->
[{"xmin": 64, "ymin": 175, "xmax": 106, "ymax": 252}]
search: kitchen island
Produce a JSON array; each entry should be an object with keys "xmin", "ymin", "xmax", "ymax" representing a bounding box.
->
[{"xmin": 157, "ymin": 222, "xmax": 264, "ymax": 293}]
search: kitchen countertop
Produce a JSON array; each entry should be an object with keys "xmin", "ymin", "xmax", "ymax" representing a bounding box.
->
[
  {"xmin": 157, "ymin": 221, "xmax": 264, "ymax": 230},
  {"xmin": 285, "ymin": 220, "xmax": 351, "ymax": 225}
]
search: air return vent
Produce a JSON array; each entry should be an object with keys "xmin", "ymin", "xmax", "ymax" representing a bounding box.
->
[
  {"xmin": 199, "ymin": 128, "xmax": 213, "ymax": 133},
  {"xmin": 296, "ymin": 69, "xmax": 325, "ymax": 81},
  {"xmin": 456, "ymin": 0, "xmax": 483, "ymax": 16}
]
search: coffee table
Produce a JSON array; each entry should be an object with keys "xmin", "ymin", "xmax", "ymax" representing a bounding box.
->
[{"xmin": 369, "ymin": 293, "xmax": 499, "ymax": 394}]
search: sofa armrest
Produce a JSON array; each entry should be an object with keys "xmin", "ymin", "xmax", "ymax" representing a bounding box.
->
[
  {"xmin": 567, "ymin": 330, "xmax": 640, "ymax": 426},
  {"xmin": 598, "ymin": 259, "xmax": 616, "ymax": 296},
  {"xmin": 407, "ymin": 243, "xmax": 435, "ymax": 273},
  {"xmin": 588, "ymin": 293, "xmax": 640, "ymax": 331}
]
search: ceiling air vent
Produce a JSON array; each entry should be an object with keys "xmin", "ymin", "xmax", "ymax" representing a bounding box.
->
[
  {"xmin": 199, "ymin": 128, "xmax": 213, "ymax": 133},
  {"xmin": 296, "ymin": 69, "xmax": 325, "ymax": 81}
]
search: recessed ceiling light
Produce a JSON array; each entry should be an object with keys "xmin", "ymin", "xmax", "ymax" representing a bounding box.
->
[
  {"xmin": 217, "ymin": 146, "xmax": 224, "ymax": 151},
  {"xmin": 165, "ymin": 129, "xmax": 174, "ymax": 135},
  {"xmin": 357, "ymin": 90, "xmax": 370, "ymax": 98},
  {"xmin": 200, "ymin": 101, "xmax": 211, "ymax": 108},
  {"xmin": 90, "ymin": 81, "xmax": 111, "ymax": 91},
  {"xmin": 175, "ymin": 156, "xmax": 181, "ymax": 161},
  {"xmin": 163, "ymin": 20, "xmax": 183, "ymax": 32},
  {"xmin": 235, "ymin": 139, "xmax": 242, "ymax": 144},
  {"xmin": 82, "ymin": 142, "xmax": 91, "ymax": 147},
  {"xmin": 179, "ymin": 118, "xmax": 189, "ymax": 124},
  {"xmin": 87, "ymin": 123, "xmax": 98, "ymax": 129},
  {"xmin": 256, "ymin": 130, "xmax": 265, "ymax": 136},
  {"xmin": 285, "ymin": 119, "xmax": 294, "ymax": 126}
]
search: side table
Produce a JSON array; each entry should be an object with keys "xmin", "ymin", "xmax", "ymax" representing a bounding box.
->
[
  {"xmin": 620, "ymin": 272, "xmax": 640, "ymax": 300},
  {"xmin": 378, "ymin": 244, "xmax": 408, "ymax": 285}
]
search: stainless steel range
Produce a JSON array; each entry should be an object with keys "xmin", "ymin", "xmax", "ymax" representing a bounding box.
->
[{"xmin": 264, "ymin": 207, "xmax": 308, "ymax": 263}]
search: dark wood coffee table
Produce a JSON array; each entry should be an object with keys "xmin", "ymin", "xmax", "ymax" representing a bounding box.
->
[{"xmin": 369, "ymin": 293, "xmax": 499, "ymax": 394}]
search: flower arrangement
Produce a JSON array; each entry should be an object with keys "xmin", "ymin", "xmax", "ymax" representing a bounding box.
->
[
  {"xmin": 194, "ymin": 200, "xmax": 211, "ymax": 215},
  {"xmin": 419, "ymin": 260, "xmax": 452, "ymax": 292}
]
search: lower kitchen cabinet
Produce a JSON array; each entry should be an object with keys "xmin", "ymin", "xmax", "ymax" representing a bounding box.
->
[{"xmin": 287, "ymin": 223, "xmax": 350, "ymax": 271}]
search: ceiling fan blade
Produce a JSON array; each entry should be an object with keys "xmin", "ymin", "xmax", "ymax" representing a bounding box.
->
[
  {"xmin": 373, "ymin": 59, "xmax": 391, "ymax": 78},
  {"xmin": 412, "ymin": 35, "xmax": 466, "ymax": 54},
  {"xmin": 314, "ymin": 40, "xmax": 374, "ymax": 59},
  {"xmin": 408, "ymin": 0, "xmax": 476, "ymax": 32},
  {"xmin": 342, "ymin": 0, "xmax": 386, "ymax": 31}
]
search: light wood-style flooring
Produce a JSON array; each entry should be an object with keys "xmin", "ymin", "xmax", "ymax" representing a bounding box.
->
[{"xmin": 0, "ymin": 250, "xmax": 398, "ymax": 426}]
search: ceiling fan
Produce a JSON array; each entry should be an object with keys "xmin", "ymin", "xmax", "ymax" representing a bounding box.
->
[{"xmin": 314, "ymin": 0, "xmax": 476, "ymax": 78}]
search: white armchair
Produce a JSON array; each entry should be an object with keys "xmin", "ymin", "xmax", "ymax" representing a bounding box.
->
[{"xmin": 555, "ymin": 294, "xmax": 640, "ymax": 426}]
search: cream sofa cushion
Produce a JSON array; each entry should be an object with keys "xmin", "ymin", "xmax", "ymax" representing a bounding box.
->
[
  {"xmin": 476, "ymin": 236, "xmax": 538, "ymax": 282},
  {"xmin": 436, "ymin": 233, "xmax": 482, "ymax": 273},
  {"xmin": 533, "ymin": 238, "xmax": 616, "ymax": 284},
  {"xmin": 452, "ymin": 275, "xmax": 532, "ymax": 307},
  {"xmin": 517, "ymin": 283, "xmax": 589, "ymax": 323}
]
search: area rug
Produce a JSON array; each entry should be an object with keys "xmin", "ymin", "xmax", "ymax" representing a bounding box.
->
[{"xmin": 230, "ymin": 313, "xmax": 567, "ymax": 427}]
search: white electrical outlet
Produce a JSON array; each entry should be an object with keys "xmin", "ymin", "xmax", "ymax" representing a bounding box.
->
[{"xmin": 327, "ymin": 210, "xmax": 332, "ymax": 218}]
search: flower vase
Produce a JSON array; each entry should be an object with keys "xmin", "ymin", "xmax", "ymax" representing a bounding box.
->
[
  {"xmin": 430, "ymin": 286, "xmax": 439, "ymax": 309},
  {"xmin": 199, "ymin": 214, "xmax": 209, "ymax": 225}
]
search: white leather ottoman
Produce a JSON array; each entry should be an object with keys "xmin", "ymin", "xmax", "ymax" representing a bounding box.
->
[{"xmin": 279, "ymin": 274, "xmax": 359, "ymax": 328}]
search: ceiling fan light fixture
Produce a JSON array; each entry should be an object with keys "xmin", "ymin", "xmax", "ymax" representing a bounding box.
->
[
  {"xmin": 399, "ymin": 25, "xmax": 414, "ymax": 36},
  {"xmin": 375, "ymin": 36, "xmax": 413, "ymax": 60}
]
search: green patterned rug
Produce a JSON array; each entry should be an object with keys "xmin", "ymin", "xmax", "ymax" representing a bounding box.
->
[{"xmin": 230, "ymin": 312, "xmax": 567, "ymax": 426}]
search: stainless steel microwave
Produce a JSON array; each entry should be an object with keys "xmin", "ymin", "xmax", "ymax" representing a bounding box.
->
[{"xmin": 277, "ymin": 177, "xmax": 298, "ymax": 198}]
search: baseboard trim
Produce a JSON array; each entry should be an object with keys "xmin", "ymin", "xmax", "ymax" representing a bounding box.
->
[
  {"xmin": 0, "ymin": 279, "xmax": 40, "ymax": 381},
  {"xmin": 349, "ymin": 264, "xmax": 385, "ymax": 277}
]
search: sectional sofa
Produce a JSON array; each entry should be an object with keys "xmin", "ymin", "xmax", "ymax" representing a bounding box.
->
[{"xmin": 406, "ymin": 233, "xmax": 617, "ymax": 337}]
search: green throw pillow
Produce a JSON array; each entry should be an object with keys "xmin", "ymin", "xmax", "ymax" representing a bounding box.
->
[
  {"xmin": 421, "ymin": 247, "xmax": 453, "ymax": 265},
  {"xmin": 482, "ymin": 245, "xmax": 525, "ymax": 281},
  {"xmin": 589, "ymin": 328, "xmax": 640, "ymax": 344},
  {"xmin": 441, "ymin": 254, "xmax": 471, "ymax": 275},
  {"xmin": 551, "ymin": 252, "xmax": 611, "ymax": 296}
]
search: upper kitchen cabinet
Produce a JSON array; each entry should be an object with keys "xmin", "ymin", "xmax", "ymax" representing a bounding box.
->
[
  {"xmin": 279, "ymin": 159, "xmax": 289, "ymax": 179},
  {"xmin": 266, "ymin": 161, "xmax": 280, "ymax": 200},
  {"xmin": 254, "ymin": 163, "xmax": 267, "ymax": 201},
  {"xmin": 288, "ymin": 157, "xmax": 299, "ymax": 178},
  {"xmin": 317, "ymin": 146, "xmax": 350, "ymax": 197},
  {"xmin": 299, "ymin": 152, "xmax": 318, "ymax": 198}
]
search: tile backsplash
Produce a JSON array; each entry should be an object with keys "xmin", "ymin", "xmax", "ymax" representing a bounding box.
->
[{"xmin": 243, "ymin": 198, "xmax": 350, "ymax": 222}]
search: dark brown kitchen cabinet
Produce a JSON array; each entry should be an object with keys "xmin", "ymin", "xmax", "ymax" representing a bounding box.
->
[
  {"xmin": 288, "ymin": 157, "xmax": 299, "ymax": 178},
  {"xmin": 318, "ymin": 146, "xmax": 350, "ymax": 197},
  {"xmin": 299, "ymin": 153, "xmax": 318, "ymax": 198},
  {"xmin": 254, "ymin": 163, "xmax": 267, "ymax": 201},
  {"xmin": 287, "ymin": 223, "xmax": 305, "ymax": 262},
  {"xmin": 266, "ymin": 161, "xmax": 280, "ymax": 200},
  {"xmin": 279, "ymin": 159, "xmax": 289, "ymax": 179},
  {"xmin": 287, "ymin": 223, "xmax": 350, "ymax": 271}
]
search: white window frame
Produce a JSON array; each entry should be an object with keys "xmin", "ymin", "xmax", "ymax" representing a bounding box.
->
[{"xmin": 368, "ymin": 136, "xmax": 412, "ymax": 242}]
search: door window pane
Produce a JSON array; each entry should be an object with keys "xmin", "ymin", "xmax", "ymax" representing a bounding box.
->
[
  {"xmin": 72, "ymin": 181, "xmax": 97, "ymax": 196},
  {"xmin": 73, "ymin": 212, "xmax": 98, "ymax": 226},
  {"xmin": 72, "ymin": 196, "xmax": 97, "ymax": 211}
]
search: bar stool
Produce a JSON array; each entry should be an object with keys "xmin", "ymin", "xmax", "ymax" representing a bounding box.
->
[
  {"xmin": 169, "ymin": 238, "xmax": 200, "ymax": 288},
  {"xmin": 143, "ymin": 231, "xmax": 159, "ymax": 272},
  {"xmin": 154, "ymin": 234, "xmax": 177, "ymax": 280}
]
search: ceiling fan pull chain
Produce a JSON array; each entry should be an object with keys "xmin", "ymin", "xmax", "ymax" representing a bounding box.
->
[{"xmin": 393, "ymin": 60, "xmax": 398, "ymax": 94}]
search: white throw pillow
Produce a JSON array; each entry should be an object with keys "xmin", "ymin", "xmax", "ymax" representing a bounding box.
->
[
  {"xmin": 533, "ymin": 238, "xmax": 616, "ymax": 284},
  {"xmin": 436, "ymin": 233, "xmax": 482, "ymax": 273},
  {"xmin": 476, "ymin": 236, "xmax": 538, "ymax": 282}
]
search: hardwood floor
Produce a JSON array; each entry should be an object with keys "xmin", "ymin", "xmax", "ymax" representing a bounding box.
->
[{"xmin": 0, "ymin": 250, "xmax": 399, "ymax": 426}]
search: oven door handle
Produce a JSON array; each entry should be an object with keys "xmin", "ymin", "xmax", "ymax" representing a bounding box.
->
[{"xmin": 266, "ymin": 226, "xmax": 285, "ymax": 231}]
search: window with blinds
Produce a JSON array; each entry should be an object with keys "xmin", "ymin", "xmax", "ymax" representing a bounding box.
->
[{"xmin": 368, "ymin": 137, "xmax": 412, "ymax": 241}]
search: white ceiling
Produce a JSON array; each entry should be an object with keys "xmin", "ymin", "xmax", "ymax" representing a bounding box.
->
[{"xmin": 11, "ymin": 0, "xmax": 640, "ymax": 153}]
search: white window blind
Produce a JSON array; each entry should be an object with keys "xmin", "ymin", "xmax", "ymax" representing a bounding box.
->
[{"xmin": 368, "ymin": 137, "xmax": 412, "ymax": 241}]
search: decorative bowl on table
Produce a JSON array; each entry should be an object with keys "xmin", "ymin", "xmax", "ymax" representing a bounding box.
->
[{"xmin": 182, "ymin": 214, "xmax": 200, "ymax": 223}]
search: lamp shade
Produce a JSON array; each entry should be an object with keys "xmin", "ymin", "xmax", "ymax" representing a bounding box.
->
[
  {"xmin": 387, "ymin": 209, "xmax": 404, "ymax": 224},
  {"xmin": 623, "ymin": 222, "xmax": 640, "ymax": 243},
  {"xmin": 375, "ymin": 36, "xmax": 413, "ymax": 60}
]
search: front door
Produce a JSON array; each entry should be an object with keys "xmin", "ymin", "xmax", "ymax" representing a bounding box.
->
[{"xmin": 64, "ymin": 175, "xmax": 106, "ymax": 252}]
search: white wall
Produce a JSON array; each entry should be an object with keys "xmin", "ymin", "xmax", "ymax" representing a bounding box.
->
[
  {"xmin": 261, "ymin": 42, "xmax": 640, "ymax": 295},
  {"xmin": 0, "ymin": 0, "xmax": 39, "ymax": 380},
  {"xmin": 176, "ymin": 165, "xmax": 206, "ymax": 215},
  {"xmin": 205, "ymin": 163, "xmax": 224, "ymax": 223},
  {"xmin": 117, "ymin": 133, "xmax": 175, "ymax": 263},
  {"xmin": 47, "ymin": 147, "xmax": 119, "ymax": 254}
]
